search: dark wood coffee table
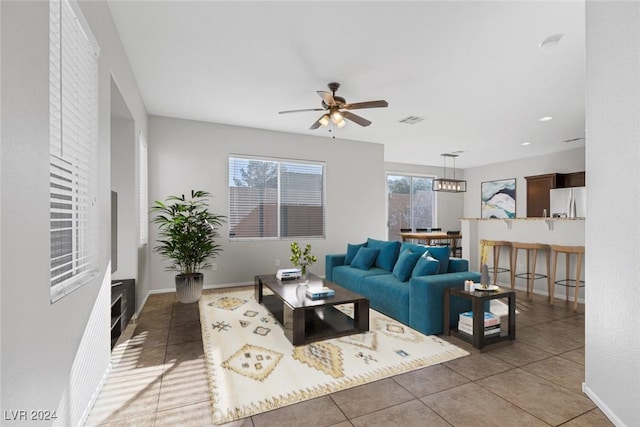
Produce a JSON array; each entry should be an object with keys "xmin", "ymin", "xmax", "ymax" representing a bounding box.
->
[{"xmin": 255, "ymin": 273, "xmax": 369, "ymax": 346}]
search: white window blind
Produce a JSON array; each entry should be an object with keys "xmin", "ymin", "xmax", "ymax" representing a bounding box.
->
[
  {"xmin": 229, "ymin": 156, "xmax": 325, "ymax": 239},
  {"xmin": 49, "ymin": 0, "xmax": 100, "ymax": 302},
  {"xmin": 139, "ymin": 132, "xmax": 148, "ymax": 245}
]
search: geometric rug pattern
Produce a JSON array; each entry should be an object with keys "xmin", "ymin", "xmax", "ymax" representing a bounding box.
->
[{"xmin": 200, "ymin": 286, "xmax": 469, "ymax": 424}]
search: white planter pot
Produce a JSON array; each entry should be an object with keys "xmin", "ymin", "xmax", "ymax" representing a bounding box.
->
[{"xmin": 175, "ymin": 273, "xmax": 204, "ymax": 303}]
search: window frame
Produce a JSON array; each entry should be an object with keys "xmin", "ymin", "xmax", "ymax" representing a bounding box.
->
[
  {"xmin": 386, "ymin": 172, "xmax": 437, "ymax": 240},
  {"xmin": 49, "ymin": 0, "xmax": 100, "ymax": 302},
  {"xmin": 228, "ymin": 154, "xmax": 326, "ymax": 241}
]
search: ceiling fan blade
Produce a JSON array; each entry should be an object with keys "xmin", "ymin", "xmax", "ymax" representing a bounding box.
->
[
  {"xmin": 309, "ymin": 117, "xmax": 323, "ymax": 130},
  {"xmin": 342, "ymin": 111, "xmax": 372, "ymax": 127},
  {"xmin": 317, "ymin": 90, "xmax": 336, "ymax": 106},
  {"xmin": 279, "ymin": 108, "xmax": 325, "ymax": 114},
  {"xmin": 343, "ymin": 100, "xmax": 389, "ymax": 110}
]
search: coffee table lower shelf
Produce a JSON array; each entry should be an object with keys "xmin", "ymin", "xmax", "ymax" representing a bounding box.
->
[{"xmin": 262, "ymin": 294, "xmax": 367, "ymax": 345}]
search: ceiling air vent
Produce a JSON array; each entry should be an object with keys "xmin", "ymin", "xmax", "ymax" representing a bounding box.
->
[
  {"xmin": 563, "ymin": 137, "xmax": 584, "ymax": 143},
  {"xmin": 398, "ymin": 116, "xmax": 425, "ymax": 125}
]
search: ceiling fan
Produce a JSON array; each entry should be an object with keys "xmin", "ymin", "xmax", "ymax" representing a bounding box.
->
[{"xmin": 279, "ymin": 82, "xmax": 389, "ymax": 130}]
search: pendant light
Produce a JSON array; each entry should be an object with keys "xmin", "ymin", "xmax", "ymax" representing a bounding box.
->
[{"xmin": 432, "ymin": 153, "xmax": 467, "ymax": 193}]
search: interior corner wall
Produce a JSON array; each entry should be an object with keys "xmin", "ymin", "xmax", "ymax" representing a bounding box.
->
[
  {"xmin": 384, "ymin": 161, "xmax": 464, "ymax": 233},
  {"xmin": 110, "ymin": 117, "xmax": 137, "ymax": 280},
  {"xmin": 148, "ymin": 116, "xmax": 386, "ymax": 290},
  {"xmin": 462, "ymin": 147, "xmax": 585, "ymax": 219},
  {"xmin": 584, "ymin": 2, "xmax": 639, "ymax": 426},
  {"xmin": 1, "ymin": 1, "xmax": 148, "ymax": 425}
]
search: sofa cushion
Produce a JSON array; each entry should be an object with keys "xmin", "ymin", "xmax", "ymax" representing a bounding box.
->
[
  {"xmin": 363, "ymin": 274, "xmax": 410, "ymax": 324},
  {"xmin": 412, "ymin": 253, "xmax": 440, "ymax": 278},
  {"xmin": 367, "ymin": 238, "xmax": 401, "ymax": 271},
  {"xmin": 425, "ymin": 246, "xmax": 450, "ymax": 274},
  {"xmin": 351, "ymin": 247, "xmax": 379, "ymax": 270},
  {"xmin": 333, "ymin": 265, "xmax": 389, "ymax": 295},
  {"xmin": 392, "ymin": 249, "xmax": 421, "ymax": 282},
  {"xmin": 345, "ymin": 242, "xmax": 366, "ymax": 265}
]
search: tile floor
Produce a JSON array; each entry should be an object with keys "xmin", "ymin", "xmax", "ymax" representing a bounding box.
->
[{"xmin": 87, "ymin": 289, "xmax": 613, "ymax": 427}]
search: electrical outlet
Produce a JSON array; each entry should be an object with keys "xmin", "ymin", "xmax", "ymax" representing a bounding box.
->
[
  {"xmin": 518, "ymin": 263, "xmax": 524, "ymax": 272},
  {"xmin": 275, "ymin": 259, "xmax": 280, "ymax": 267},
  {"xmin": 212, "ymin": 263, "xmax": 218, "ymax": 271}
]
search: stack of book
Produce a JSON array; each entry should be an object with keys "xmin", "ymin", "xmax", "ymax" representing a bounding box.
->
[
  {"xmin": 458, "ymin": 311, "xmax": 501, "ymax": 337},
  {"xmin": 306, "ymin": 286, "xmax": 335, "ymax": 299}
]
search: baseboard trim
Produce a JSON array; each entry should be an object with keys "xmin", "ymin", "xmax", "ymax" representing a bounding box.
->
[
  {"xmin": 496, "ymin": 281, "xmax": 585, "ymax": 304},
  {"xmin": 582, "ymin": 383, "xmax": 625, "ymax": 426}
]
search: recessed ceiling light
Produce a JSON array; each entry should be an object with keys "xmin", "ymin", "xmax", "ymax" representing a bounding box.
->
[
  {"xmin": 539, "ymin": 116, "xmax": 554, "ymax": 122},
  {"xmin": 522, "ymin": 142, "xmax": 532, "ymax": 146},
  {"xmin": 539, "ymin": 33, "xmax": 564, "ymax": 49}
]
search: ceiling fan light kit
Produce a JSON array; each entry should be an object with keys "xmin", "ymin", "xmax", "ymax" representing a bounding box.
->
[
  {"xmin": 279, "ymin": 82, "xmax": 388, "ymax": 130},
  {"xmin": 432, "ymin": 153, "xmax": 467, "ymax": 193}
]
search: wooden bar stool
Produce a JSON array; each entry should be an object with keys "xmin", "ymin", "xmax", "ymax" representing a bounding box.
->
[
  {"xmin": 550, "ymin": 244, "xmax": 585, "ymax": 312},
  {"xmin": 511, "ymin": 242, "xmax": 551, "ymax": 299},
  {"xmin": 480, "ymin": 240, "xmax": 513, "ymax": 286}
]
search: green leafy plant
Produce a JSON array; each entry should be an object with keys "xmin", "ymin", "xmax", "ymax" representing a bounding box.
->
[
  {"xmin": 289, "ymin": 241, "xmax": 317, "ymax": 275},
  {"xmin": 151, "ymin": 190, "xmax": 226, "ymax": 275}
]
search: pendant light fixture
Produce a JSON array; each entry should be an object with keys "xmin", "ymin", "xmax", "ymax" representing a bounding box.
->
[{"xmin": 432, "ymin": 153, "xmax": 467, "ymax": 193}]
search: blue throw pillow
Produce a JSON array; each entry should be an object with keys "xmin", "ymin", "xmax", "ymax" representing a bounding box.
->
[
  {"xmin": 412, "ymin": 253, "xmax": 440, "ymax": 277},
  {"xmin": 366, "ymin": 238, "xmax": 401, "ymax": 271},
  {"xmin": 351, "ymin": 247, "xmax": 379, "ymax": 270},
  {"xmin": 400, "ymin": 242, "xmax": 429, "ymax": 257},
  {"xmin": 392, "ymin": 249, "xmax": 421, "ymax": 282},
  {"xmin": 425, "ymin": 246, "xmax": 450, "ymax": 274},
  {"xmin": 345, "ymin": 242, "xmax": 366, "ymax": 265}
]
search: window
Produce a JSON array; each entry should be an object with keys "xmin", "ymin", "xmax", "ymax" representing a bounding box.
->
[
  {"xmin": 49, "ymin": 0, "xmax": 100, "ymax": 302},
  {"xmin": 387, "ymin": 174, "xmax": 435, "ymax": 241},
  {"xmin": 229, "ymin": 156, "xmax": 325, "ymax": 239},
  {"xmin": 139, "ymin": 132, "xmax": 148, "ymax": 245}
]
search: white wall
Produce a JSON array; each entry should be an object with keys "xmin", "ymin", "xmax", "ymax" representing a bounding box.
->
[
  {"xmin": 584, "ymin": 2, "xmax": 639, "ymax": 426},
  {"xmin": 463, "ymin": 147, "xmax": 585, "ymax": 219},
  {"xmin": 149, "ymin": 116, "xmax": 386, "ymax": 289},
  {"xmin": 0, "ymin": 1, "xmax": 148, "ymax": 424},
  {"xmin": 110, "ymin": 117, "xmax": 137, "ymax": 280},
  {"xmin": 385, "ymin": 161, "xmax": 465, "ymax": 233}
]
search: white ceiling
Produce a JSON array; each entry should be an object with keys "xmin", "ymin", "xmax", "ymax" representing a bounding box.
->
[{"xmin": 107, "ymin": 1, "xmax": 586, "ymax": 169}]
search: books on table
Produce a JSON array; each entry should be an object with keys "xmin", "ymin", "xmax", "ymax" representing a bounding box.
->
[
  {"xmin": 458, "ymin": 311, "xmax": 501, "ymax": 336},
  {"xmin": 306, "ymin": 287, "xmax": 335, "ymax": 299}
]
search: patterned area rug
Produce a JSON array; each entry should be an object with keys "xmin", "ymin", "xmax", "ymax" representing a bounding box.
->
[{"xmin": 199, "ymin": 287, "xmax": 468, "ymax": 424}]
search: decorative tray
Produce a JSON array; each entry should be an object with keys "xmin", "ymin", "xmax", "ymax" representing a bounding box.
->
[{"xmin": 474, "ymin": 284, "xmax": 500, "ymax": 291}]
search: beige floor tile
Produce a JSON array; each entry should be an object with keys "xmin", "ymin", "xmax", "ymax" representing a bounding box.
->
[
  {"xmin": 393, "ymin": 364, "xmax": 470, "ymax": 398},
  {"xmin": 559, "ymin": 408, "xmax": 615, "ymax": 426},
  {"xmin": 129, "ymin": 327, "xmax": 171, "ymax": 349},
  {"xmin": 484, "ymin": 341, "xmax": 553, "ymax": 367},
  {"xmin": 350, "ymin": 399, "xmax": 450, "ymax": 427},
  {"xmin": 421, "ymin": 382, "xmax": 548, "ymax": 427},
  {"xmin": 157, "ymin": 358, "xmax": 210, "ymax": 411},
  {"xmin": 329, "ymin": 377, "xmax": 414, "ymax": 419},
  {"xmin": 521, "ymin": 356, "xmax": 585, "ymax": 395},
  {"xmin": 517, "ymin": 326, "xmax": 583, "ymax": 355},
  {"xmin": 443, "ymin": 352, "xmax": 515, "ymax": 381},
  {"xmin": 168, "ymin": 322, "xmax": 204, "ymax": 345},
  {"xmin": 476, "ymin": 368, "xmax": 595, "ymax": 426},
  {"xmin": 251, "ymin": 396, "xmax": 347, "ymax": 427},
  {"xmin": 87, "ymin": 412, "xmax": 156, "ymax": 426},
  {"xmin": 558, "ymin": 347, "xmax": 584, "ymax": 366},
  {"xmin": 153, "ymin": 400, "xmax": 216, "ymax": 427},
  {"xmin": 532, "ymin": 319, "xmax": 584, "ymax": 343},
  {"xmin": 111, "ymin": 344, "xmax": 167, "ymax": 373}
]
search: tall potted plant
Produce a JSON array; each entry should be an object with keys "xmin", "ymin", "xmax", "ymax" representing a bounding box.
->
[{"xmin": 151, "ymin": 190, "xmax": 226, "ymax": 303}]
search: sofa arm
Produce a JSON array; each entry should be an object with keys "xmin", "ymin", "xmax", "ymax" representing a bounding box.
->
[
  {"xmin": 325, "ymin": 253, "xmax": 346, "ymax": 282},
  {"xmin": 447, "ymin": 258, "xmax": 469, "ymax": 273},
  {"xmin": 408, "ymin": 271, "xmax": 481, "ymax": 335}
]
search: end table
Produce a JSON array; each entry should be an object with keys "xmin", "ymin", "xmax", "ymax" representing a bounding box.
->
[{"xmin": 444, "ymin": 287, "xmax": 516, "ymax": 349}]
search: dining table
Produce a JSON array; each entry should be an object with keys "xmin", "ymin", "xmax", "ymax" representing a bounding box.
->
[{"xmin": 399, "ymin": 231, "xmax": 462, "ymax": 256}]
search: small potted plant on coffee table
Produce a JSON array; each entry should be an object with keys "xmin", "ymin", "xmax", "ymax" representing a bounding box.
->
[{"xmin": 289, "ymin": 241, "xmax": 317, "ymax": 285}]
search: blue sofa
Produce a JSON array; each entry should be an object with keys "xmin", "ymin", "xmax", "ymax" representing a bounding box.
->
[{"xmin": 325, "ymin": 238, "xmax": 481, "ymax": 335}]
